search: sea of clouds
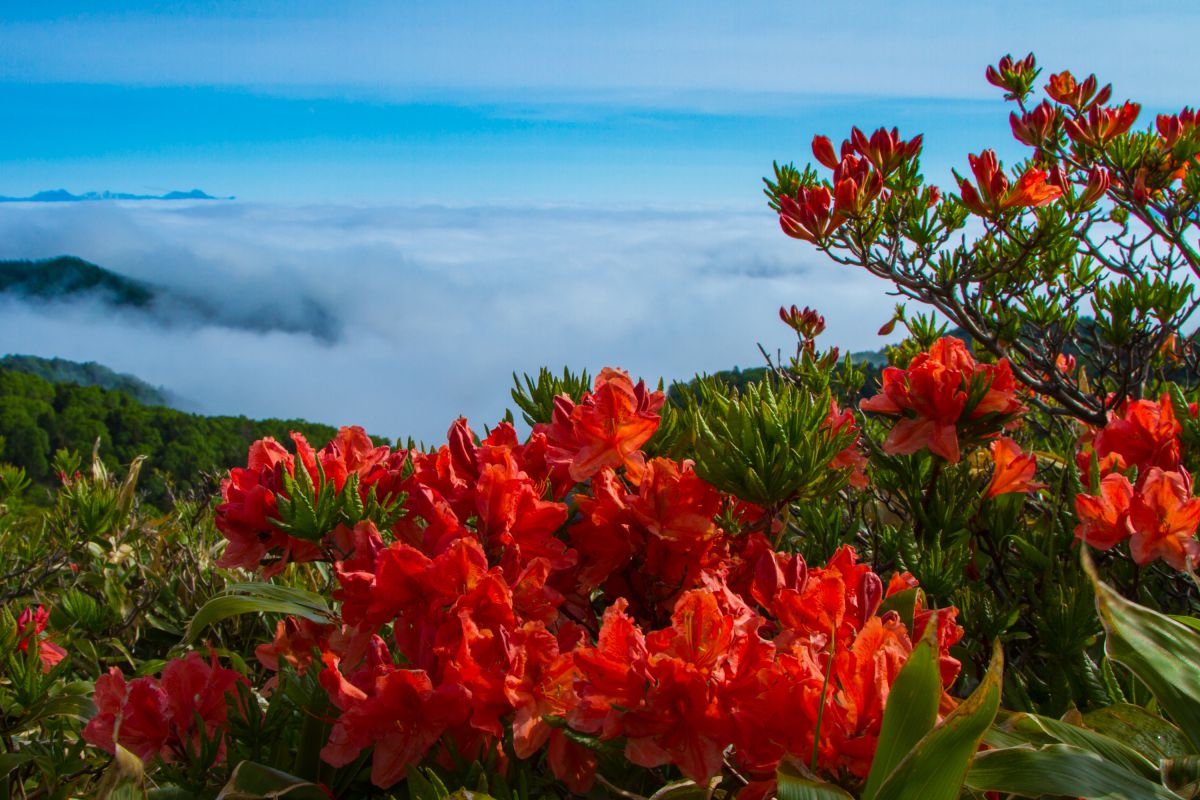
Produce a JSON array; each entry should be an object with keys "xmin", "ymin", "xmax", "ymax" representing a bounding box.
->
[{"xmin": 0, "ymin": 200, "xmax": 899, "ymax": 443}]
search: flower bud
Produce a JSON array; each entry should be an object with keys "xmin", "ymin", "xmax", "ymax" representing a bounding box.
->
[
  {"xmin": 812, "ymin": 135, "xmax": 839, "ymax": 170},
  {"xmin": 1079, "ymin": 166, "xmax": 1111, "ymax": 209},
  {"xmin": 779, "ymin": 305, "xmax": 826, "ymax": 339},
  {"xmin": 986, "ymin": 53, "xmax": 1037, "ymax": 98}
]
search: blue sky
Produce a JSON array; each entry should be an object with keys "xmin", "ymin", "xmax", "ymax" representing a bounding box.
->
[{"xmin": 3, "ymin": 1, "xmax": 1198, "ymax": 203}]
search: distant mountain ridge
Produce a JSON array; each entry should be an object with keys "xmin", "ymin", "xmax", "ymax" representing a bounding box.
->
[
  {"xmin": 0, "ymin": 256, "xmax": 340, "ymax": 341},
  {"xmin": 0, "ymin": 188, "xmax": 231, "ymax": 202},
  {"xmin": 0, "ymin": 354, "xmax": 170, "ymax": 407},
  {"xmin": 0, "ymin": 256, "xmax": 154, "ymax": 308}
]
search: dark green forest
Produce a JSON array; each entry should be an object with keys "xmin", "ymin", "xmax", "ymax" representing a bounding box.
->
[
  {"xmin": 0, "ymin": 255, "xmax": 155, "ymax": 306},
  {"xmin": 0, "ymin": 365, "xmax": 354, "ymax": 507},
  {"xmin": 0, "ymin": 354, "xmax": 170, "ymax": 406}
]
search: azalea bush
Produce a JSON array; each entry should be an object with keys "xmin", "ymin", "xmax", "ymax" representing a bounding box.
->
[{"xmin": 2, "ymin": 50, "xmax": 1200, "ymax": 800}]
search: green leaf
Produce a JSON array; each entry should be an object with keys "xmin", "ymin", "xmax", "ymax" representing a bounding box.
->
[
  {"xmin": 1162, "ymin": 754, "xmax": 1200, "ymax": 798},
  {"xmin": 967, "ymin": 743, "xmax": 1181, "ymax": 799},
  {"xmin": 1082, "ymin": 703, "xmax": 1194, "ymax": 764},
  {"xmin": 873, "ymin": 639, "xmax": 1002, "ymax": 800},
  {"xmin": 648, "ymin": 780, "xmax": 717, "ymax": 800},
  {"xmin": 185, "ymin": 583, "xmax": 333, "ymax": 643},
  {"xmin": 987, "ymin": 711, "xmax": 1159, "ymax": 781},
  {"xmin": 876, "ymin": 587, "xmax": 920, "ymax": 632},
  {"xmin": 10, "ymin": 693, "xmax": 97, "ymax": 734},
  {"xmin": 0, "ymin": 751, "xmax": 36, "ymax": 778},
  {"xmin": 776, "ymin": 756, "xmax": 854, "ymax": 800},
  {"xmin": 408, "ymin": 766, "xmax": 449, "ymax": 800},
  {"xmin": 1085, "ymin": 551, "xmax": 1200, "ymax": 750},
  {"xmin": 216, "ymin": 761, "xmax": 331, "ymax": 799},
  {"xmin": 863, "ymin": 625, "xmax": 940, "ymax": 800}
]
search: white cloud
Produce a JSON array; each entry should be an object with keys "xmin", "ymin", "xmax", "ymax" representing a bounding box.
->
[{"xmin": 0, "ymin": 200, "xmax": 899, "ymax": 442}]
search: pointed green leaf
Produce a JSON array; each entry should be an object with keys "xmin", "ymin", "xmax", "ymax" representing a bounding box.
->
[
  {"xmin": 776, "ymin": 756, "xmax": 854, "ymax": 800},
  {"xmin": 988, "ymin": 712, "xmax": 1159, "ymax": 781},
  {"xmin": 873, "ymin": 639, "xmax": 1002, "ymax": 800},
  {"xmin": 1085, "ymin": 551, "xmax": 1200, "ymax": 750},
  {"xmin": 876, "ymin": 587, "xmax": 920, "ymax": 632},
  {"xmin": 1162, "ymin": 754, "xmax": 1200, "ymax": 797},
  {"xmin": 967, "ymin": 743, "xmax": 1180, "ymax": 799},
  {"xmin": 185, "ymin": 584, "xmax": 332, "ymax": 643},
  {"xmin": 863, "ymin": 625, "xmax": 940, "ymax": 800},
  {"xmin": 1082, "ymin": 704, "xmax": 1193, "ymax": 763},
  {"xmin": 216, "ymin": 761, "xmax": 331, "ymax": 799}
]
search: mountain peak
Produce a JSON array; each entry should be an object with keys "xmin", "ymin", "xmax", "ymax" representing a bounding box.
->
[{"xmin": 0, "ymin": 188, "xmax": 232, "ymax": 202}]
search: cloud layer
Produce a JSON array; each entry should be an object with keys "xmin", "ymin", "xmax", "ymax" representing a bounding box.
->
[{"xmin": 0, "ymin": 200, "xmax": 898, "ymax": 442}]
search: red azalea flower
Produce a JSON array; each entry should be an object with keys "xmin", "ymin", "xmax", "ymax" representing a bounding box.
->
[
  {"xmin": 779, "ymin": 186, "xmax": 844, "ymax": 243},
  {"xmin": 16, "ymin": 605, "xmax": 67, "ymax": 673},
  {"xmin": 1128, "ymin": 468, "xmax": 1200, "ymax": 571},
  {"xmin": 1075, "ymin": 472, "xmax": 1135, "ymax": 550},
  {"xmin": 538, "ymin": 368, "xmax": 664, "ymax": 484},
  {"xmin": 83, "ymin": 653, "xmax": 244, "ymax": 765},
  {"xmin": 986, "ymin": 438, "xmax": 1044, "ymax": 498},
  {"xmin": 956, "ymin": 150, "xmax": 1061, "ymax": 218},
  {"xmin": 320, "ymin": 658, "xmax": 470, "ymax": 789},
  {"xmin": 255, "ymin": 616, "xmax": 335, "ymax": 676},
  {"xmin": 826, "ymin": 400, "xmax": 868, "ymax": 488},
  {"xmin": 1045, "ymin": 70, "xmax": 1112, "ymax": 112},
  {"xmin": 1092, "ymin": 396, "xmax": 1183, "ymax": 481},
  {"xmin": 849, "ymin": 126, "xmax": 923, "ymax": 178},
  {"xmin": 985, "ymin": 53, "xmax": 1037, "ymax": 97},
  {"xmin": 860, "ymin": 337, "xmax": 1024, "ymax": 463},
  {"xmin": 1010, "ymin": 101, "xmax": 1058, "ymax": 148},
  {"xmin": 1064, "ymin": 102, "xmax": 1141, "ymax": 148},
  {"xmin": 83, "ymin": 668, "xmax": 170, "ymax": 762}
]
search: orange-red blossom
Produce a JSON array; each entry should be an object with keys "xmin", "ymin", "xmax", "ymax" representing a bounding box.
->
[
  {"xmin": 860, "ymin": 337, "xmax": 1025, "ymax": 463},
  {"xmin": 1045, "ymin": 70, "xmax": 1113, "ymax": 113},
  {"xmin": 956, "ymin": 150, "xmax": 1063, "ymax": 219},
  {"xmin": 986, "ymin": 437, "xmax": 1044, "ymax": 498}
]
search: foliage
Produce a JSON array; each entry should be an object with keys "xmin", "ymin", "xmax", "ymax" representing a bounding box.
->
[
  {"xmin": 0, "ymin": 364, "xmax": 382, "ymax": 507},
  {"xmin": 0, "ymin": 353, "xmax": 171, "ymax": 407},
  {"xmin": 0, "ymin": 256, "xmax": 155, "ymax": 308},
  {"xmin": 765, "ymin": 54, "xmax": 1200, "ymax": 427}
]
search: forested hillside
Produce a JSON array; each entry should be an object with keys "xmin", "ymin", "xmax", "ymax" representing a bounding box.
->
[
  {"xmin": 0, "ymin": 366, "xmax": 371, "ymax": 506},
  {"xmin": 0, "ymin": 354, "xmax": 170, "ymax": 406},
  {"xmin": 0, "ymin": 255, "xmax": 155, "ymax": 306}
]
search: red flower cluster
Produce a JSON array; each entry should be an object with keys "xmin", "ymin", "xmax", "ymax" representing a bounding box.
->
[
  {"xmin": 15, "ymin": 605, "xmax": 67, "ymax": 673},
  {"xmin": 215, "ymin": 426, "xmax": 410, "ymax": 576},
  {"xmin": 570, "ymin": 547, "xmax": 961, "ymax": 784},
  {"xmin": 1063, "ymin": 102, "xmax": 1141, "ymax": 149},
  {"xmin": 82, "ymin": 652, "xmax": 244, "ymax": 765},
  {"xmin": 1045, "ymin": 70, "xmax": 1113, "ymax": 113},
  {"xmin": 213, "ymin": 368, "xmax": 960, "ymax": 790},
  {"xmin": 985, "ymin": 53, "xmax": 1037, "ymax": 98},
  {"xmin": 1075, "ymin": 396, "xmax": 1200, "ymax": 570},
  {"xmin": 779, "ymin": 127, "xmax": 920, "ymax": 244},
  {"xmin": 955, "ymin": 150, "xmax": 1062, "ymax": 218},
  {"xmin": 1009, "ymin": 101, "xmax": 1058, "ymax": 149},
  {"xmin": 860, "ymin": 337, "xmax": 1025, "ymax": 463},
  {"xmin": 780, "ymin": 305, "xmax": 826, "ymax": 340},
  {"xmin": 986, "ymin": 437, "xmax": 1043, "ymax": 498}
]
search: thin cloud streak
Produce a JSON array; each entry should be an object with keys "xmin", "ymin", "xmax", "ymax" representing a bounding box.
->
[{"xmin": 2, "ymin": 2, "xmax": 1198, "ymax": 104}]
